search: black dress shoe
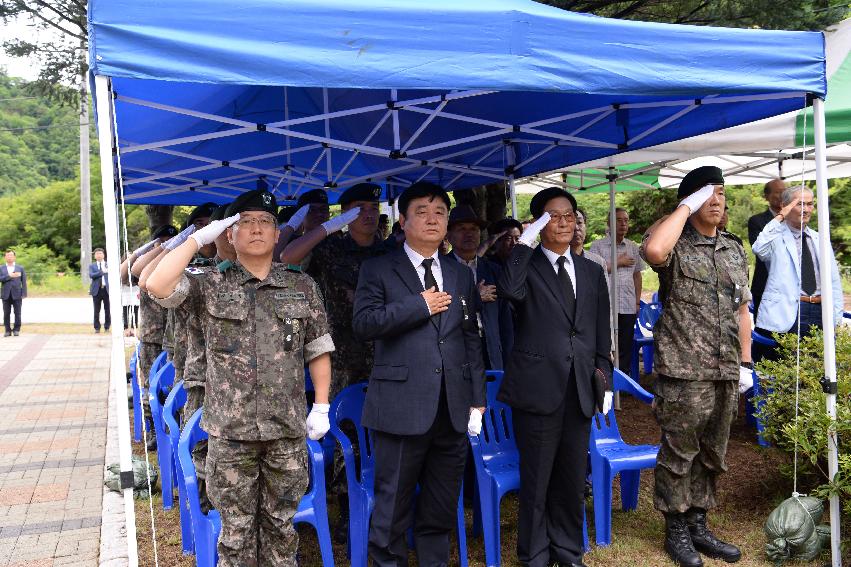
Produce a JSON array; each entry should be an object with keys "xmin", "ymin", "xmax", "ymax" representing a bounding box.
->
[
  {"xmin": 12, "ymin": 331, "xmax": 18, "ymax": 336},
  {"xmin": 664, "ymin": 513, "xmax": 704, "ymax": 567},
  {"xmin": 3, "ymin": 332, "xmax": 9, "ymax": 337},
  {"xmin": 686, "ymin": 508, "xmax": 741, "ymax": 563}
]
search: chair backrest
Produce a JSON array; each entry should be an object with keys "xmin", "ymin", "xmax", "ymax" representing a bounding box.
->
[
  {"xmin": 130, "ymin": 345, "xmax": 139, "ymax": 381},
  {"xmin": 330, "ymin": 383, "xmax": 373, "ymax": 481},
  {"xmin": 149, "ymin": 362, "xmax": 176, "ymax": 425},
  {"xmin": 149, "ymin": 350, "xmax": 168, "ymax": 383},
  {"xmin": 751, "ymin": 329, "xmax": 777, "ymax": 347},
  {"xmin": 163, "ymin": 380, "xmax": 187, "ymax": 444},
  {"xmin": 612, "ymin": 368, "xmax": 654, "ymax": 404},
  {"xmin": 637, "ymin": 302, "xmax": 662, "ymax": 333},
  {"xmin": 477, "ymin": 398, "xmax": 517, "ymax": 460},
  {"xmin": 178, "ymin": 408, "xmax": 208, "ymax": 521},
  {"xmin": 484, "ymin": 370, "xmax": 504, "ymax": 406}
]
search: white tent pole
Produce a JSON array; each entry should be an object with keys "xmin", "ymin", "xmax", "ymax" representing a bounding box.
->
[
  {"xmin": 812, "ymin": 97, "xmax": 841, "ymax": 567},
  {"xmin": 93, "ymin": 74, "xmax": 139, "ymax": 567},
  {"xmin": 506, "ymin": 144, "xmax": 517, "ymax": 217},
  {"xmin": 608, "ymin": 166, "xmax": 620, "ymax": 410}
]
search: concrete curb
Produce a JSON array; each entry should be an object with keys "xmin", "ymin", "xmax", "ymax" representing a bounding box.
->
[{"xmin": 99, "ymin": 350, "xmax": 130, "ymax": 566}]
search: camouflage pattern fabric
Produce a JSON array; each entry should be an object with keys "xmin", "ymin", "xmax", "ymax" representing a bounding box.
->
[
  {"xmin": 206, "ymin": 435, "xmax": 308, "ymax": 567},
  {"xmin": 137, "ymin": 290, "xmax": 167, "ymax": 344},
  {"xmin": 155, "ymin": 260, "xmax": 334, "ymax": 441},
  {"xmin": 172, "ymin": 255, "xmax": 218, "ymax": 382},
  {"xmin": 162, "ymin": 307, "xmax": 175, "ymax": 358},
  {"xmin": 640, "ymin": 222, "xmax": 751, "ymax": 381},
  {"xmin": 307, "ymin": 231, "xmax": 390, "ymax": 397},
  {"xmin": 652, "ymin": 376, "xmax": 738, "ymax": 513}
]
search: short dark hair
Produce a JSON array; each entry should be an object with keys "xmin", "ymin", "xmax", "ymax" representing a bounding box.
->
[
  {"xmin": 398, "ymin": 182, "xmax": 451, "ymax": 217},
  {"xmin": 5, "ymin": 250, "xmax": 14, "ymax": 256},
  {"xmin": 575, "ymin": 207, "xmax": 587, "ymax": 221},
  {"xmin": 606, "ymin": 207, "xmax": 628, "ymax": 224},
  {"xmin": 93, "ymin": 247, "xmax": 105, "ymax": 254}
]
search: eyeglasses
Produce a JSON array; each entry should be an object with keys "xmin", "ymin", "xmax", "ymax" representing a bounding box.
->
[
  {"xmin": 234, "ymin": 216, "xmax": 276, "ymax": 229},
  {"xmin": 546, "ymin": 211, "xmax": 576, "ymax": 224}
]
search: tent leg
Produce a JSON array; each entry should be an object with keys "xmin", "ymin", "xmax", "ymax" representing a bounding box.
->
[
  {"xmin": 94, "ymin": 74, "xmax": 139, "ymax": 567},
  {"xmin": 506, "ymin": 144, "xmax": 518, "ymax": 217},
  {"xmin": 813, "ymin": 97, "xmax": 841, "ymax": 567},
  {"xmin": 608, "ymin": 167, "xmax": 620, "ymax": 410}
]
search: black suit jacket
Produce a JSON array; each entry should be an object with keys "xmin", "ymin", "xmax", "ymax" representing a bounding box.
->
[
  {"xmin": 497, "ymin": 245, "xmax": 612, "ymax": 418},
  {"xmin": 0, "ymin": 264, "xmax": 27, "ymax": 300},
  {"xmin": 353, "ymin": 248, "xmax": 487, "ymax": 436},
  {"xmin": 748, "ymin": 209, "xmax": 774, "ymax": 311}
]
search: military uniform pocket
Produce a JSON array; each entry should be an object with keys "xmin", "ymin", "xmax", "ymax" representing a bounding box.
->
[
  {"xmin": 206, "ymin": 295, "xmax": 248, "ymax": 353},
  {"xmin": 275, "ymin": 301, "xmax": 310, "ymax": 352}
]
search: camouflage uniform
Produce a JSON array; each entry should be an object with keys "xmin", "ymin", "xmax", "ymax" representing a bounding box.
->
[
  {"xmin": 137, "ymin": 290, "xmax": 168, "ymax": 422},
  {"xmin": 172, "ymin": 255, "xmax": 218, "ymax": 383},
  {"xmin": 156, "ymin": 260, "xmax": 334, "ymax": 567},
  {"xmin": 640, "ymin": 222, "xmax": 751, "ymax": 514}
]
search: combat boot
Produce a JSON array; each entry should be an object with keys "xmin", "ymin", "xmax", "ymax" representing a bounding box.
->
[
  {"xmin": 686, "ymin": 508, "xmax": 741, "ymax": 563},
  {"xmin": 664, "ymin": 513, "xmax": 703, "ymax": 567}
]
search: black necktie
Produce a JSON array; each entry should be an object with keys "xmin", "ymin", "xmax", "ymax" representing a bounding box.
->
[
  {"xmin": 800, "ymin": 234, "xmax": 817, "ymax": 296},
  {"xmin": 422, "ymin": 258, "xmax": 438, "ymax": 292},
  {"xmin": 556, "ymin": 256, "xmax": 576, "ymax": 316}
]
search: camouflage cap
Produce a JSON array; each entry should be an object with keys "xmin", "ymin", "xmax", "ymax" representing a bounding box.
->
[
  {"xmin": 338, "ymin": 182, "xmax": 382, "ymax": 206},
  {"xmin": 225, "ymin": 189, "xmax": 277, "ymax": 217}
]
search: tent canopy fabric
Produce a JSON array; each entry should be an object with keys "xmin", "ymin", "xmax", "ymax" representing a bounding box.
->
[
  {"xmin": 88, "ymin": 0, "xmax": 826, "ymax": 206},
  {"xmin": 565, "ymin": 18, "xmax": 851, "ymax": 188}
]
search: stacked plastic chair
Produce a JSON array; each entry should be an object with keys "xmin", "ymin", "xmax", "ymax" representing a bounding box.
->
[
  {"xmin": 748, "ymin": 329, "xmax": 777, "ymax": 448},
  {"xmin": 163, "ymin": 381, "xmax": 193, "ymax": 554},
  {"xmin": 329, "ymin": 382, "xmax": 467, "ymax": 567},
  {"xmin": 588, "ymin": 369, "xmax": 658, "ymax": 546},
  {"xmin": 129, "ymin": 344, "xmax": 142, "ymax": 442},
  {"xmin": 178, "ymin": 409, "xmax": 221, "ymax": 567},
  {"xmin": 149, "ymin": 360, "xmax": 177, "ymax": 509},
  {"xmin": 631, "ymin": 301, "xmax": 662, "ymax": 381}
]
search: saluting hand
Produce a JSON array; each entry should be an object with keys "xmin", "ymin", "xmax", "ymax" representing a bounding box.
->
[
  {"xmin": 518, "ymin": 212, "xmax": 551, "ymax": 247},
  {"xmin": 190, "ymin": 213, "xmax": 240, "ymax": 248},
  {"xmin": 422, "ymin": 287, "xmax": 452, "ymax": 316}
]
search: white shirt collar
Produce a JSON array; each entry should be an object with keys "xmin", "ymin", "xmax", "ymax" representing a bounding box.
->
[
  {"xmin": 404, "ymin": 242, "xmax": 439, "ymax": 268},
  {"xmin": 540, "ymin": 245, "xmax": 571, "ymax": 266}
]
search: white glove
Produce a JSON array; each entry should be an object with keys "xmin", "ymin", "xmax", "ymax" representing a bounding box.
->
[
  {"xmin": 467, "ymin": 408, "xmax": 483, "ymax": 436},
  {"xmin": 306, "ymin": 403, "xmax": 331, "ymax": 440},
  {"xmin": 162, "ymin": 225, "xmax": 196, "ymax": 251},
  {"xmin": 678, "ymin": 184, "xmax": 716, "ymax": 216},
  {"xmin": 190, "ymin": 213, "xmax": 240, "ymax": 248},
  {"xmin": 738, "ymin": 366, "xmax": 754, "ymax": 394},
  {"xmin": 602, "ymin": 391, "xmax": 614, "ymax": 415},
  {"xmin": 518, "ymin": 212, "xmax": 551, "ymax": 247},
  {"xmin": 285, "ymin": 204, "xmax": 310, "ymax": 231},
  {"xmin": 322, "ymin": 207, "xmax": 361, "ymax": 235},
  {"xmin": 132, "ymin": 239, "xmax": 158, "ymax": 257}
]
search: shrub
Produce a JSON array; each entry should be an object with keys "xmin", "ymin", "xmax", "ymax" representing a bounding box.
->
[
  {"xmin": 756, "ymin": 327, "xmax": 850, "ymax": 527},
  {"xmin": 7, "ymin": 244, "xmax": 70, "ymax": 285}
]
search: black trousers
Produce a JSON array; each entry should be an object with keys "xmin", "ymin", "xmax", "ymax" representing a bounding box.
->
[
  {"xmin": 368, "ymin": 385, "xmax": 467, "ymax": 567},
  {"xmin": 2, "ymin": 297, "xmax": 22, "ymax": 333},
  {"xmin": 93, "ymin": 288, "xmax": 111, "ymax": 330},
  {"xmin": 513, "ymin": 370, "xmax": 590, "ymax": 567},
  {"xmin": 617, "ymin": 313, "xmax": 637, "ymax": 372}
]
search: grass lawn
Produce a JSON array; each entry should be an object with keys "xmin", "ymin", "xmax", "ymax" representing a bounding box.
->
[{"xmin": 126, "ymin": 382, "xmax": 834, "ymax": 567}]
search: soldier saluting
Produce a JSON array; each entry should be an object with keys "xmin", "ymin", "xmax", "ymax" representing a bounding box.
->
[
  {"xmin": 147, "ymin": 188, "xmax": 334, "ymax": 567},
  {"xmin": 640, "ymin": 166, "xmax": 753, "ymax": 567}
]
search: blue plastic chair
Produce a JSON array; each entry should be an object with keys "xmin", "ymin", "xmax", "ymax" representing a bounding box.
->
[
  {"xmin": 150, "ymin": 360, "xmax": 177, "ymax": 509},
  {"xmin": 178, "ymin": 408, "xmax": 221, "ymax": 567},
  {"xmin": 748, "ymin": 329, "xmax": 776, "ymax": 447},
  {"xmin": 130, "ymin": 344, "xmax": 142, "ymax": 442},
  {"xmin": 164, "ymin": 381, "xmax": 193, "ymax": 554},
  {"xmin": 589, "ymin": 369, "xmax": 658, "ymax": 546},
  {"xmin": 631, "ymin": 302, "xmax": 662, "ymax": 380},
  {"xmin": 295, "ymin": 439, "xmax": 336, "ymax": 567},
  {"xmin": 330, "ymin": 383, "xmax": 467, "ymax": 567},
  {"xmin": 651, "ymin": 291, "xmax": 659, "ymax": 303}
]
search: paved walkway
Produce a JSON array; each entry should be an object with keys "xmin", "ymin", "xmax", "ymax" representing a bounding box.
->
[{"xmin": 0, "ymin": 333, "xmax": 114, "ymax": 566}]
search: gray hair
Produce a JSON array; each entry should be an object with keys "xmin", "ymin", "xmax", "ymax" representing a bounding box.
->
[{"xmin": 781, "ymin": 185, "xmax": 812, "ymax": 206}]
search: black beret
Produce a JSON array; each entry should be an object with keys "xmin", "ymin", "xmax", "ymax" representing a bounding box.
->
[
  {"xmin": 677, "ymin": 166, "xmax": 724, "ymax": 199},
  {"xmin": 489, "ymin": 217, "xmax": 523, "ymax": 234},
  {"xmin": 183, "ymin": 202, "xmax": 218, "ymax": 229},
  {"xmin": 530, "ymin": 187, "xmax": 577, "ymax": 219},
  {"xmin": 277, "ymin": 206, "xmax": 297, "ymax": 224},
  {"xmin": 209, "ymin": 204, "xmax": 229, "ymax": 222},
  {"xmin": 225, "ymin": 189, "xmax": 277, "ymax": 218},
  {"xmin": 151, "ymin": 224, "xmax": 178, "ymax": 239},
  {"xmin": 296, "ymin": 189, "xmax": 329, "ymax": 208},
  {"xmin": 339, "ymin": 182, "xmax": 383, "ymax": 206}
]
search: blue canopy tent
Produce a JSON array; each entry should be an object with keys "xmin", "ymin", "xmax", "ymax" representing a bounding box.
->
[{"xmin": 88, "ymin": 1, "xmax": 841, "ymax": 565}]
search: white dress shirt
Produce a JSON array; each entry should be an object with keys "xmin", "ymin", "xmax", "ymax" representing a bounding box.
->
[
  {"xmin": 404, "ymin": 243, "xmax": 444, "ymax": 316},
  {"xmin": 540, "ymin": 245, "xmax": 577, "ymax": 297}
]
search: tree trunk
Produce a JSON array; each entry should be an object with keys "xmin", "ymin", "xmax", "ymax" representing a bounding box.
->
[
  {"xmin": 484, "ymin": 183, "xmax": 508, "ymax": 223},
  {"xmin": 145, "ymin": 205, "xmax": 174, "ymax": 232},
  {"xmin": 79, "ymin": 57, "xmax": 91, "ymax": 286}
]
